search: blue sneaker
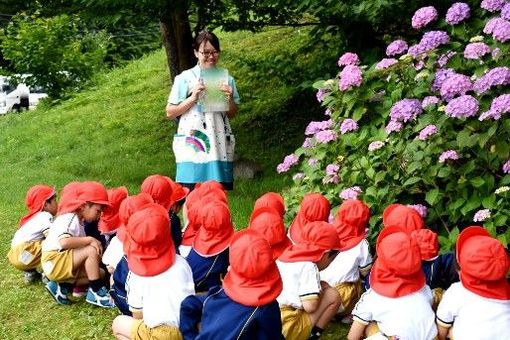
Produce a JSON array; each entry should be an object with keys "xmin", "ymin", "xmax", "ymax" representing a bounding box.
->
[
  {"xmin": 45, "ymin": 281, "xmax": 72, "ymax": 305},
  {"xmin": 85, "ymin": 287, "xmax": 115, "ymax": 308}
]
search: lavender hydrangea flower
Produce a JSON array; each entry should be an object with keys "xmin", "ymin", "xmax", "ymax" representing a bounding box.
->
[
  {"xmin": 292, "ymin": 173, "xmax": 305, "ymax": 181},
  {"xmin": 415, "ymin": 60, "xmax": 425, "ymax": 71},
  {"xmin": 492, "ymin": 47, "xmax": 502, "ymax": 59},
  {"xmin": 422, "ymin": 96, "xmax": 440, "ymax": 109},
  {"xmin": 408, "ymin": 44, "xmax": 427, "ymax": 57},
  {"xmin": 432, "ymin": 68, "xmax": 457, "ymax": 92},
  {"xmin": 440, "ymin": 74, "xmax": 472, "ymax": 101},
  {"xmin": 445, "ymin": 95, "xmax": 479, "ymax": 118},
  {"xmin": 340, "ymin": 119, "xmax": 358, "ymax": 134},
  {"xmin": 339, "ymin": 65, "xmax": 363, "ymax": 91},
  {"xmin": 302, "ymin": 137, "xmax": 314, "ymax": 148},
  {"xmin": 386, "ymin": 40, "xmax": 408, "ymax": 56},
  {"xmin": 437, "ymin": 51, "xmax": 457, "ymax": 67},
  {"xmin": 325, "ymin": 108, "xmax": 332, "ymax": 116},
  {"xmin": 479, "ymin": 94, "xmax": 510, "ymax": 120},
  {"xmin": 368, "ymin": 141, "xmax": 385, "ymax": 151},
  {"xmin": 305, "ymin": 120, "xmax": 333, "ymax": 135},
  {"xmin": 385, "ymin": 120, "xmax": 404, "ymax": 134},
  {"xmin": 412, "ymin": 6, "xmax": 438, "ymax": 29},
  {"xmin": 408, "ymin": 204, "xmax": 428, "ymax": 218},
  {"xmin": 502, "ymin": 3, "xmax": 510, "ymax": 20},
  {"xmin": 420, "ymin": 31, "xmax": 450, "ymax": 52},
  {"xmin": 316, "ymin": 88, "xmax": 328, "ymax": 102},
  {"xmin": 340, "ymin": 186, "xmax": 363, "ymax": 200},
  {"xmin": 308, "ymin": 158, "xmax": 318, "ymax": 166},
  {"xmin": 326, "ymin": 164, "xmax": 340, "ymax": 176},
  {"xmin": 390, "ymin": 99, "xmax": 423, "ymax": 122},
  {"xmin": 473, "ymin": 66, "xmax": 510, "ymax": 95},
  {"xmin": 464, "ymin": 42, "xmax": 491, "ymax": 59},
  {"xmin": 338, "ymin": 52, "xmax": 360, "ymax": 66},
  {"xmin": 484, "ymin": 17, "xmax": 505, "ymax": 34},
  {"xmin": 481, "ymin": 0, "xmax": 506, "ymax": 12},
  {"xmin": 418, "ymin": 124, "xmax": 438, "ymax": 140},
  {"xmin": 323, "ymin": 164, "xmax": 340, "ymax": 184},
  {"xmin": 492, "ymin": 19, "xmax": 510, "ymax": 42},
  {"xmin": 503, "ymin": 159, "xmax": 510, "ymax": 173},
  {"xmin": 315, "ymin": 129, "xmax": 338, "ymax": 144},
  {"xmin": 439, "ymin": 150, "xmax": 459, "ymax": 163},
  {"xmin": 375, "ymin": 58, "xmax": 398, "ymax": 70},
  {"xmin": 473, "ymin": 209, "xmax": 491, "ymax": 222},
  {"xmin": 446, "ymin": 2, "xmax": 471, "ymax": 24},
  {"xmin": 276, "ymin": 154, "xmax": 299, "ymax": 173}
]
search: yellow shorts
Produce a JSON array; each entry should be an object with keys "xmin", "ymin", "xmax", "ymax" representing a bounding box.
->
[
  {"xmin": 7, "ymin": 241, "xmax": 42, "ymax": 271},
  {"xmin": 130, "ymin": 319, "xmax": 182, "ymax": 340},
  {"xmin": 280, "ymin": 306, "xmax": 312, "ymax": 340},
  {"xmin": 41, "ymin": 250, "xmax": 76, "ymax": 282},
  {"xmin": 334, "ymin": 281, "xmax": 362, "ymax": 315}
]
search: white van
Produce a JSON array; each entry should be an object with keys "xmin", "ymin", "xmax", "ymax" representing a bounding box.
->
[{"xmin": 0, "ymin": 76, "xmax": 47, "ymax": 115}]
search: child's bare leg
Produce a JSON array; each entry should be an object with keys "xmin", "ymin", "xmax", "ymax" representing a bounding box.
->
[
  {"xmin": 310, "ymin": 285, "xmax": 342, "ymax": 328},
  {"xmin": 112, "ymin": 315, "xmax": 135, "ymax": 340},
  {"xmin": 72, "ymin": 245, "xmax": 101, "ymax": 280}
]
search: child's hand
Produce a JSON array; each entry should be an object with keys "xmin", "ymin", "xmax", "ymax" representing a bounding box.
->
[{"xmin": 89, "ymin": 237, "xmax": 103, "ymax": 256}]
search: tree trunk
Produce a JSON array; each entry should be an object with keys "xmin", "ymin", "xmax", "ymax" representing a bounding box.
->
[{"xmin": 159, "ymin": 5, "xmax": 195, "ymax": 81}]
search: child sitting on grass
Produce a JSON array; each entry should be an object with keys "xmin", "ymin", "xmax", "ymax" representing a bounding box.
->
[
  {"xmin": 41, "ymin": 181, "xmax": 115, "ymax": 308},
  {"xmin": 287, "ymin": 193, "xmax": 331, "ymax": 244},
  {"xmin": 8, "ymin": 184, "xmax": 57, "ymax": 284}
]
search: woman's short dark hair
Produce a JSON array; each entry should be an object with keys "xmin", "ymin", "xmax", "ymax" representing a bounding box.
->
[{"xmin": 194, "ymin": 30, "xmax": 220, "ymax": 52}]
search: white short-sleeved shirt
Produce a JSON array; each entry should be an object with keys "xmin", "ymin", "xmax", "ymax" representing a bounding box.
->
[
  {"xmin": 11, "ymin": 211, "xmax": 54, "ymax": 247},
  {"xmin": 42, "ymin": 213, "xmax": 85, "ymax": 252},
  {"xmin": 276, "ymin": 260, "xmax": 321, "ymax": 309},
  {"xmin": 127, "ymin": 255, "xmax": 195, "ymax": 328},
  {"xmin": 102, "ymin": 236, "xmax": 124, "ymax": 270},
  {"xmin": 436, "ymin": 282, "xmax": 510, "ymax": 340},
  {"xmin": 352, "ymin": 286, "xmax": 438, "ymax": 340},
  {"xmin": 320, "ymin": 239, "xmax": 372, "ymax": 286}
]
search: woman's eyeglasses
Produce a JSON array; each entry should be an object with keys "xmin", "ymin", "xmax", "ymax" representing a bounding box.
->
[{"xmin": 199, "ymin": 50, "xmax": 220, "ymax": 57}]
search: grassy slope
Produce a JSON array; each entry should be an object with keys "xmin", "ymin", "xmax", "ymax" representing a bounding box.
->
[{"xmin": 0, "ymin": 28, "xmax": 347, "ymax": 338}]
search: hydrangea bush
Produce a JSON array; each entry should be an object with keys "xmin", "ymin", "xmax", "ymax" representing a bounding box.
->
[{"xmin": 278, "ymin": 1, "xmax": 510, "ymax": 249}]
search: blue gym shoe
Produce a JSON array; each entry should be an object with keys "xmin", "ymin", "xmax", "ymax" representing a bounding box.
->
[
  {"xmin": 45, "ymin": 281, "xmax": 72, "ymax": 305},
  {"xmin": 85, "ymin": 287, "xmax": 115, "ymax": 308}
]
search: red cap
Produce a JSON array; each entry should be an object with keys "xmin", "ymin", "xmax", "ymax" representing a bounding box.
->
[
  {"xmin": 456, "ymin": 226, "xmax": 510, "ymax": 300},
  {"xmin": 253, "ymin": 192, "xmax": 285, "ymax": 218},
  {"xmin": 117, "ymin": 193, "xmax": 154, "ymax": 243},
  {"xmin": 167, "ymin": 179, "xmax": 190, "ymax": 203},
  {"xmin": 193, "ymin": 201, "xmax": 234, "ymax": 256},
  {"xmin": 196, "ymin": 181, "xmax": 228, "ymax": 205},
  {"xmin": 411, "ymin": 229, "xmax": 439, "ymax": 261},
  {"xmin": 223, "ymin": 229, "xmax": 283, "ymax": 306},
  {"xmin": 57, "ymin": 181, "xmax": 110, "ymax": 215},
  {"xmin": 125, "ymin": 204, "xmax": 175, "ymax": 276},
  {"xmin": 333, "ymin": 199, "xmax": 370, "ymax": 251},
  {"xmin": 288, "ymin": 193, "xmax": 331, "ymax": 244},
  {"xmin": 370, "ymin": 226, "xmax": 425, "ymax": 298},
  {"xmin": 98, "ymin": 187, "xmax": 128, "ymax": 234},
  {"xmin": 140, "ymin": 174, "xmax": 174, "ymax": 210},
  {"xmin": 279, "ymin": 221, "xmax": 340, "ymax": 262},
  {"xmin": 19, "ymin": 184, "xmax": 56, "ymax": 227},
  {"xmin": 181, "ymin": 189, "xmax": 203, "ymax": 246},
  {"xmin": 248, "ymin": 207, "xmax": 291, "ymax": 260},
  {"xmin": 382, "ymin": 203, "xmax": 425, "ymax": 233}
]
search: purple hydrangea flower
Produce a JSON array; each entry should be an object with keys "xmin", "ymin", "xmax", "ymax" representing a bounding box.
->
[
  {"xmin": 305, "ymin": 120, "xmax": 333, "ymax": 135},
  {"xmin": 407, "ymin": 204, "xmax": 428, "ymax": 218},
  {"xmin": 479, "ymin": 94, "xmax": 510, "ymax": 120},
  {"xmin": 484, "ymin": 17, "xmax": 505, "ymax": 34},
  {"xmin": 368, "ymin": 141, "xmax": 385, "ymax": 151},
  {"xmin": 420, "ymin": 31, "xmax": 450, "ymax": 52},
  {"xmin": 445, "ymin": 95, "xmax": 479, "ymax": 118},
  {"xmin": 386, "ymin": 40, "xmax": 408, "ymax": 56},
  {"xmin": 339, "ymin": 65, "xmax": 363, "ymax": 91},
  {"xmin": 422, "ymin": 96, "xmax": 440, "ymax": 109},
  {"xmin": 437, "ymin": 51, "xmax": 457, "ymax": 67},
  {"xmin": 375, "ymin": 58, "xmax": 398, "ymax": 70},
  {"xmin": 326, "ymin": 164, "xmax": 340, "ymax": 176},
  {"xmin": 412, "ymin": 6, "xmax": 438, "ymax": 29},
  {"xmin": 418, "ymin": 124, "xmax": 438, "ymax": 140},
  {"xmin": 446, "ymin": 2, "xmax": 471, "ymax": 24},
  {"xmin": 502, "ymin": 3, "xmax": 510, "ymax": 20},
  {"xmin": 323, "ymin": 164, "xmax": 340, "ymax": 184},
  {"xmin": 492, "ymin": 47, "xmax": 502, "ymax": 59},
  {"xmin": 473, "ymin": 209, "xmax": 491, "ymax": 222},
  {"xmin": 325, "ymin": 108, "xmax": 332, "ymax": 116},
  {"xmin": 390, "ymin": 99, "xmax": 423, "ymax": 122},
  {"xmin": 492, "ymin": 19, "xmax": 510, "ymax": 42},
  {"xmin": 408, "ymin": 44, "xmax": 427, "ymax": 57},
  {"xmin": 302, "ymin": 137, "xmax": 314, "ymax": 148},
  {"xmin": 503, "ymin": 159, "xmax": 510, "ymax": 173},
  {"xmin": 415, "ymin": 60, "xmax": 425, "ymax": 71},
  {"xmin": 308, "ymin": 158, "xmax": 318, "ymax": 166},
  {"xmin": 338, "ymin": 52, "xmax": 360, "ymax": 66},
  {"xmin": 385, "ymin": 120, "xmax": 404, "ymax": 134},
  {"xmin": 432, "ymin": 68, "xmax": 457, "ymax": 92},
  {"xmin": 277, "ymin": 154, "xmax": 299, "ymax": 173},
  {"xmin": 340, "ymin": 186, "xmax": 363, "ymax": 200},
  {"xmin": 473, "ymin": 66, "xmax": 510, "ymax": 95},
  {"xmin": 439, "ymin": 150, "xmax": 459, "ymax": 163},
  {"xmin": 464, "ymin": 42, "xmax": 491, "ymax": 59},
  {"xmin": 340, "ymin": 119, "xmax": 359, "ymax": 134},
  {"xmin": 440, "ymin": 74, "xmax": 472, "ymax": 101},
  {"xmin": 315, "ymin": 129, "xmax": 338, "ymax": 144},
  {"xmin": 293, "ymin": 173, "xmax": 305, "ymax": 181},
  {"xmin": 481, "ymin": 0, "xmax": 506, "ymax": 12},
  {"xmin": 316, "ymin": 88, "xmax": 328, "ymax": 102}
]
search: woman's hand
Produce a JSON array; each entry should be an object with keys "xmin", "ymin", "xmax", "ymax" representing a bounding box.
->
[
  {"xmin": 190, "ymin": 81, "xmax": 206, "ymax": 102},
  {"xmin": 219, "ymin": 82, "xmax": 233, "ymax": 102}
]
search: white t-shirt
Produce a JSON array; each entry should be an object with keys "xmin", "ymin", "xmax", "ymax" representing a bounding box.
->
[
  {"xmin": 179, "ymin": 245, "xmax": 192, "ymax": 258},
  {"xmin": 320, "ymin": 239, "xmax": 372, "ymax": 286},
  {"xmin": 127, "ymin": 255, "xmax": 195, "ymax": 328},
  {"xmin": 352, "ymin": 286, "xmax": 438, "ymax": 340},
  {"xmin": 276, "ymin": 260, "xmax": 321, "ymax": 309},
  {"xmin": 11, "ymin": 211, "xmax": 53, "ymax": 247},
  {"xmin": 102, "ymin": 236, "xmax": 124, "ymax": 270},
  {"xmin": 436, "ymin": 282, "xmax": 510, "ymax": 340},
  {"xmin": 42, "ymin": 213, "xmax": 85, "ymax": 252}
]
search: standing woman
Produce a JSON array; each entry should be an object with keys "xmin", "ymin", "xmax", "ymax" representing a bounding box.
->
[{"xmin": 166, "ymin": 31, "xmax": 240, "ymax": 191}]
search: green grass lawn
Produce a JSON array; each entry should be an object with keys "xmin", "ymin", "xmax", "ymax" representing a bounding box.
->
[{"xmin": 0, "ymin": 27, "xmax": 348, "ymax": 338}]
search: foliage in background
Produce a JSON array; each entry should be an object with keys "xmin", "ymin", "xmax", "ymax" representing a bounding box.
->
[
  {"xmin": 0, "ymin": 13, "xmax": 108, "ymax": 97},
  {"xmin": 280, "ymin": 1, "xmax": 510, "ymax": 250}
]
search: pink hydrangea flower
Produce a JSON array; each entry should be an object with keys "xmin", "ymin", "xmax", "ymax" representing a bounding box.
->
[
  {"xmin": 437, "ymin": 51, "xmax": 457, "ymax": 68},
  {"xmin": 412, "ymin": 6, "xmax": 438, "ymax": 29},
  {"xmin": 473, "ymin": 66, "xmax": 510, "ymax": 95},
  {"xmin": 308, "ymin": 158, "xmax": 318, "ymax": 166},
  {"xmin": 316, "ymin": 88, "xmax": 328, "ymax": 102},
  {"xmin": 422, "ymin": 96, "xmax": 440, "ymax": 109},
  {"xmin": 446, "ymin": 2, "xmax": 471, "ymax": 24},
  {"xmin": 464, "ymin": 42, "xmax": 491, "ymax": 59},
  {"xmin": 386, "ymin": 40, "xmax": 408, "ymax": 56},
  {"xmin": 340, "ymin": 186, "xmax": 363, "ymax": 200},
  {"xmin": 305, "ymin": 120, "xmax": 333, "ymax": 135},
  {"xmin": 338, "ymin": 52, "xmax": 360, "ymax": 66},
  {"xmin": 302, "ymin": 137, "xmax": 314, "ymax": 148},
  {"xmin": 339, "ymin": 65, "xmax": 363, "ymax": 91},
  {"xmin": 385, "ymin": 120, "xmax": 404, "ymax": 134},
  {"xmin": 315, "ymin": 129, "xmax": 338, "ymax": 144},
  {"xmin": 479, "ymin": 94, "xmax": 510, "ymax": 121},
  {"xmin": 439, "ymin": 150, "xmax": 459, "ymax": 163},
  {"xmin": 503, "ymin": 159, "xmax": 510, "ymax": 173},
  {"xmin": 417, "ymin": 124, "xmax": 438, "ymax": 140},
  {"xmin": 473, "ymin": 209, "xmax": 491, "ymax": 222},
  {"xmin": 481, "ymin": 0, "xmax": 506, "ymax": 12},
  {"xmin": 502, "ymin": 3, "xmax": 510, "ymax": 20},
  {"xmin": 375, "ymin": 58, "xmax": 398, "ymax": 70},
  {"xmin": 407, "ymin": 204, "xmax": 428, "ymax": 218},
  {"xmin": 368, "ymin": 141, "xmax": 385, "ymax": 151},
  {"xmin": 340, "ymin": 119, "xmax": 358, "ymax": 134},
  {"xmin": 277, "ymin": 154, "xmax": 299, "ymax": 173}
]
